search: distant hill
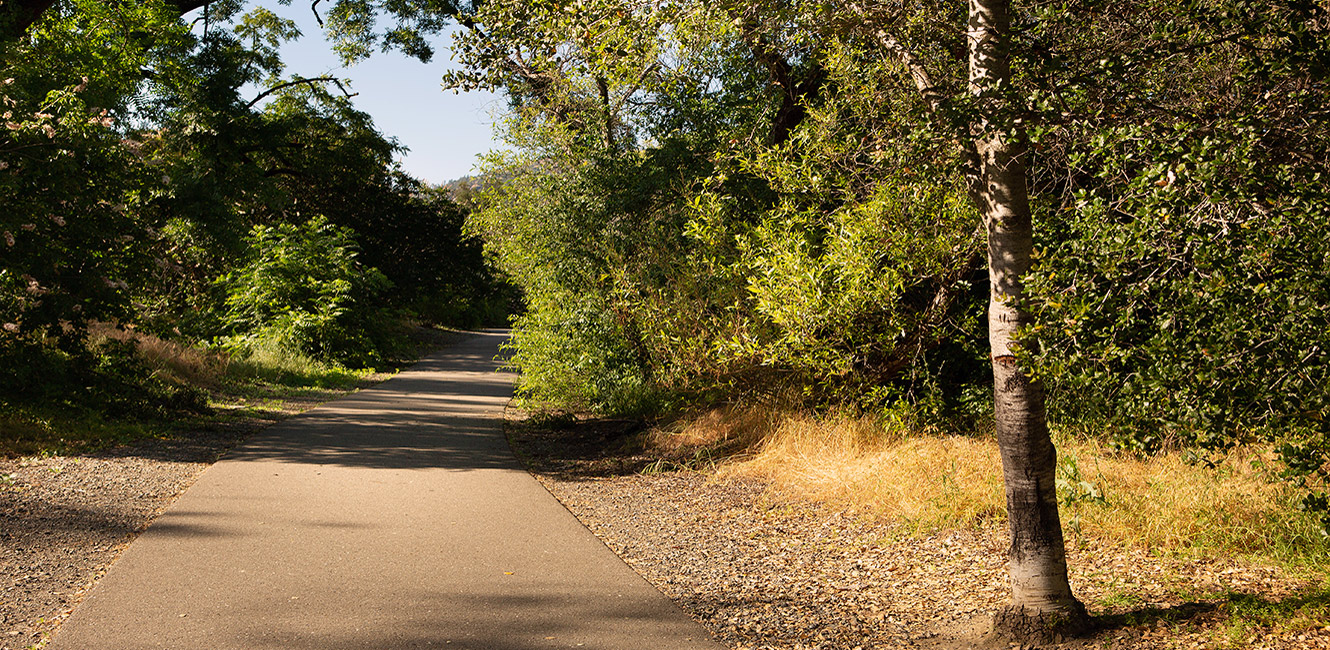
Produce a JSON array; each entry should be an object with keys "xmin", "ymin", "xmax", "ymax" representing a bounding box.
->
[{"xmin": 436, "ymin": 172, "xmax": 514, "ymax": 208}]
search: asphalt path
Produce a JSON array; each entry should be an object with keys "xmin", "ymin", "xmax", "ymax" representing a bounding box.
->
[{"xmin": 47, "ymin": 331, "xmax": 723, "ymax": 649}]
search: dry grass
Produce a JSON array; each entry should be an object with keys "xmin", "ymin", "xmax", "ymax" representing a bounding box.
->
[
  {"xmin": 647, "ymin": 407, "xmax": 775, "ymax": 456},
  {"xmin": 1057, "ymin": 440, "xmax": 1324, "ymax": 566},
  {"xmin": 715, "ymin": 411, "xmax": 1006, "ymax": 533},
  {"xmin": 88, "ymin": 323, "xmax": 369, "ymax": 390},
  {"xmin": 88, "ymin": 323, "xmax": 229, "ymax": 386},
  {"xmin": 662, "ymin": 407, "xmax": 1328, "ymax": 566}
]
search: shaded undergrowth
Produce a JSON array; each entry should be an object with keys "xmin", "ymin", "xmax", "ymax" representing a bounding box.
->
[{"xmin": 0, "ymin": 326, "xmax": 462, "ymax": 458}]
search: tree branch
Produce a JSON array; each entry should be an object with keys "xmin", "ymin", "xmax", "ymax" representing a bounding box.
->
[
  {"xmin": 596, "ymin": 75, "xmax": 614, "ymax": 149},
  {"xmin": 310, "ymin": 0, "xmax": 325, "ymax": 28},
  {"xmin": 846, "ymin": 3, "xmax": 945, "ymax": 113},
  {"xmin": 245, "ymin": 76, "xmax": 355, "ymax": 109}
]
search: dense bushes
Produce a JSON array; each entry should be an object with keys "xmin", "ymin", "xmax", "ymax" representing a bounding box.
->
[
  {"xmin": 0, "ymin": 335, "xmax": 207, "ymax": 423},
  {"xmin": 461, "ymin": 3, "xmax": 993, "ymax": 418},
  {"xmin": 1, "ymin": 0, "xmax": 513, "ymax": 439},
  {"xmin": 1028, "ymin": 123, "xmax": 1330, "ymax": 455},
  {"xmin": 454, "ymin": 0, "xmax": 1330, "ymax": 521},
  {"xmin": 216, "ymin": 216, "xmax": 402, "ymax": 367}
]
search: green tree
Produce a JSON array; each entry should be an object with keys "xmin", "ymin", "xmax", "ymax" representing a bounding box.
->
[
  {"xmin": 452, "ymin": 0, "xmax": 992, "ymax": 416},
  {"xmin": 217, "ymin": 215, "xmax": 397, "ymax": 365},
  {"xmin": 1015, "ymin": 0, "xmax": 1330, "ymax": 524},
  {"xmin": 5, "ymin": 0, "xmax": 501, "ymax": 394},
  {"xmin": 93, "ymin": 0, "xmax": 1323, "ymax": 640},
  {"xmin": 1, "ymin": 0, "xmax": 209, "ymax": 418},
  {"xmin": 1, "ymin": 0, "xmax": 191, "ymax": 353},
  {"xmin": 1, "ymin": 0, "xmax": 209, "ymax": 37},
  {"xmin": 845, "ymin": 0, "xmax": 1330, "ymax": 636}
]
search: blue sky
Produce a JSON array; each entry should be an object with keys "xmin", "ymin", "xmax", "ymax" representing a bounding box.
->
[{"xmin": 249, "ymin": 1, "xmax": 504, "ymax": 184}]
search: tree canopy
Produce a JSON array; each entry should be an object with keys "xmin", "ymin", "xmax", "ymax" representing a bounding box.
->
[
  {"xmin": 433, "ymin": 0, "xmax": 1329, "ymax": 636},
  {"xmin": 1, "ymin": 0, "xmax": 511, "ymax": 415}
]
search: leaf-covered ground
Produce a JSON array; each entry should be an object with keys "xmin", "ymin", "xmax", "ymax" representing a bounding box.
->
[{"xmin": 506, "ymin": 412, "xmax": 1330, "ymax": 650}]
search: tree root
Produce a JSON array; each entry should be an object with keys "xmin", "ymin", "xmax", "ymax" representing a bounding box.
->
[{"xmin": 989, "ymin": 601, "xmax": 1090, "ymax": 646}]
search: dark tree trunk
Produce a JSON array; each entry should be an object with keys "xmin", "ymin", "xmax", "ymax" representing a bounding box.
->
[
  {"xmin": 744, "ymin": 28, "xmax": 826, "ymax": 147},
  {"xmin": 6, "ymin": 0, "xmax": 58, "ymax": 35}
]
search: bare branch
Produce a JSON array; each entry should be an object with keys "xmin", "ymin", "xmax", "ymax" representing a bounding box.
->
[
  {"xmin": 245, "ymin": 76, "xmax": 355, "ymax": 109},
  {"xmin": 846, "ymin": 3, "xmax": 945, "ymax": 113}
]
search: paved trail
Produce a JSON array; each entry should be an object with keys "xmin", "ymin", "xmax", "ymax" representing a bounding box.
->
[{"xmin": 48, "ymin": 331, "xmax": 721, "ymax": 650}]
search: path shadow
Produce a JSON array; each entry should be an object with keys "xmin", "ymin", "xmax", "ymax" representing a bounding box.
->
[
  {"xmin": 210, "ymin": 587, "xmax": 720, "ymax": 650},
  {"xmin": 506, "ymin": 414, "xmax": 658, "ymax": 480},
  {"xmin": 506, "ymin": 408, "xmax": 764, "ymax": 482},
  {"xmin": 219, "ymin": 331, "xmax": 515, "ymax": 472},
  {"xmin": 94, "ymin": 331, "xmax": 519, "ymax": 472}
]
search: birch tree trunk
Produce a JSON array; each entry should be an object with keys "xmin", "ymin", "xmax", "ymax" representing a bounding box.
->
[{"xmin": 966, "ymin": 0, "xmax": 1088, "ymax": 640}]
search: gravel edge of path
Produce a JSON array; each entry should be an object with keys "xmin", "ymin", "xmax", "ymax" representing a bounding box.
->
[
  {"xmin": 505, "ymin": 410, "xmax": 1330, "ymax": 650},
  {"xmin": 0, "ymin": 392, "xmax": 358, "ymax": 650}
]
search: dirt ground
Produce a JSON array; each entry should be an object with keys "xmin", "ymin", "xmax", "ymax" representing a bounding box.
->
[{"xmin": 505, "ymin": 411, "xmax": 1330, "ymax": 650}]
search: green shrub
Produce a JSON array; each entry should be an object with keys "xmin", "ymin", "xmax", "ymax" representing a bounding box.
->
[
  {"xmin": 0, "ymin": 333, "xmax": 207, "ymax": 426},
  {"xmin": 216, "ymin": 216, "xmax": 404, "ymax": 367},
  {"xmin": 505, "ymin": 296, "xmax": 665, "ymax": 416}
]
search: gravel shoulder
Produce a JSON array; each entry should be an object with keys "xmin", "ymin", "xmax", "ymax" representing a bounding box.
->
[
  {"xmin": 0, "ymin": 388, "xmax": 363, "ymax": 650},
  {"xmin": 505, "ymin": 412, "xmax": 1329, "ymax": 650}
]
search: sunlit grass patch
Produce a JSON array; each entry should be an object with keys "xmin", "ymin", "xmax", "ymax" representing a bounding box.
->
[
  {"xmin": 664, "ymin": 407, "xmax": 1330, "ymax": 568},
  {"xmin": 644, "ymin": 406, "xmax": 776, "ymax": 468},
  {"xmin": 709, "ymin": 410, "xmax": 1006, "ymax": 533},
  {"xmin": 0, "ymin": 406, "xmax": 156, "ymax": 458},
  {"xmin": 221, "ymin": 338, "xmax": 372, "ymax": 390},
  {"xmin": 1055, "ymin": 439, "xmax": 1329, "ymax": 570},
  {"xmin": 89, "ymin": 323, "xmax": 229, "ymax": 387}
]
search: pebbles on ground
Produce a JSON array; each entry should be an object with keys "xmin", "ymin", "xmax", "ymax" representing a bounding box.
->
[{"xmin": 508, "ymin": 414, "xmax": 1327, "ymax": 650}]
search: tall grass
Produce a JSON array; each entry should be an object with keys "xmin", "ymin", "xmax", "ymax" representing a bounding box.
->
[
  {"xmin": 222, "ymin": 338, "xmax": 370, "ymax": 389},
  {"xmin": 90, "ymin": 324, "xmax": 370, "ymax": 389},
  {"xmin": 1, "ymin": 326, "xmax": 376, "ymax": 457},
  {"xmin": 714, "ymin": 411, "xmax": 1006, "ymax": 533},
  {"xmin": 89, "ymin": 323, "xmax": 228, "ymax": 387},
  {"xmin": 667, "ymin": 407, "xmax": 1329, "ymax": 568},
  {"xmin": 1056, "ymin": 439, "xmax": 1328, "ymax": 568}
]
